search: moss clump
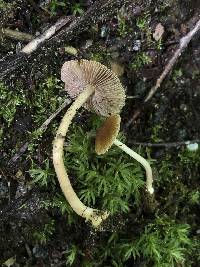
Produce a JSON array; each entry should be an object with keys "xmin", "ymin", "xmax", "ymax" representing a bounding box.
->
[
  {"xmin": 63, "ymin": 121, "xmax": 146, "ymax": 215},
  {"xmin": 0, "ymin": 82, "xmax": 27, "ymax": 126},
  {"xmin": 32, "ymin": 76, "xmax": 63, "ymax": 125},
  {"xmin": 130, "ymin": 52, "xmax": 152, "ymax": 71}
]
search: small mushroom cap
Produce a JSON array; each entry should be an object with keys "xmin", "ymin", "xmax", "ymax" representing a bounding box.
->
[
  {"xmin": 95, "ymin": 114, "xmax": 121, "ymax": 155},
  {"xmin": 61, "ymin": 59, "xmax": 125, "ymax": 117}
]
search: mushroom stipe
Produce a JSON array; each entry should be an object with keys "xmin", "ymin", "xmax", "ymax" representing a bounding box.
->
[{"xmin": 113, "ymin": 139, "xmax": 154, "ymax": 194}]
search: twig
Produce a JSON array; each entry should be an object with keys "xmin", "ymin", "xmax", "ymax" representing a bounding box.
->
[
  {"xmin": 7, "ymin": 98, "xmax": 71, "ymax": 166},
  {"xmin": 129, "ymin": 140, "xmax": 200, "ymax": 148},
  {"xmin": 39, "ymin": 98, "xmax": 71, "ymax": 132},
  {"xmin": 126, "ymin": 17, "xmax": 200, "ymax": 127},
  {"xmin": 0, "ymin": 28, "xmax": 34, "ymax": 42},
  {"xmin": 7, "ymin": 141, "xmax": 29, "ymax": 166},
  {"xmin": 21, "ymin": 16, "xmax": 73, "ymax": 55},
  {"xmin": 144, "ymin": 18, "xmax": 200, "ymax": 103}
]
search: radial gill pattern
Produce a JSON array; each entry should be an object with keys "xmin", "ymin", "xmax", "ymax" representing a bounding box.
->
[{"xmin": 61, "ymin": 59, "xmax": 126, "ymax": 117}]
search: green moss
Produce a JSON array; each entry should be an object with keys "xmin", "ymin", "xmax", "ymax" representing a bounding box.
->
[
  {"xmin": 178, "ymin": 147, "xmax": 200, "ymax": 167},
  {"xmin": 136, "ymin": 11, "xmax": 151, "ymax": 31},
  {"xmin": 0, "ymin": 82, "xmax": 27, "ymax": 126},
  {"xmin": 89, "ymin": 51, "xmax": 107, "ymax": 63},
  {"xmin": 150, "ymin": 124, "xmax": 163, "ymax": 143},
  {"xmin": 0, "ymin": 0, "xmax": 13, "ymax": 10},
  {"xmin": 117, "ymin": 216, "xmax": 193, "ymax": 267},
  {"xmin": 11, "ymin": 72, "xmax": 197, "ymax": 266},
  {"xmin": 27, "ymin": 76, "xmax": 63, "ymax": 153},
  {"xmin": 0, "ymin": 0, "xmax": 6, "ymax": 8},
  {"xmin": 68, "ymin": 216, "xmax": 195, "ymax": 267},
  {"xmin": 32, "ymin": 76, "xmax": 63, "ymax": 125},
  {"xmin": 33, "ymin": 219, "xmax": 55, "ymax": 244},
  {"xmin": 63, "ymin": 120, "xmax": 146, "ymax": 215},
  {"xmin": 188, "ymin": 190, "xmax": 200, "ymax": 205},
  {"xmin": 117, "ymin": 15, "xmax": 128, "ymax": 37},
  {"xmin": 64, "ymin": 244, "xmax": 84, "ymax": 266},
  {"xmin": 41, "ymin": 193, "xmax": 77, "ymax": 225},
  {"xmin": 29, "ymin": 159, "xmax": 55, "ymax": 187},
  {"xmin": 47, "ymin": 1, "xmax": 84, "ymax": 17},
  {"xmin": 130, "ymin": 52, "xmax": 152, "ymax": 71},
  {"xmin": 48, "ymin": 0, "xmax": 66, "ymax": 16},
  {"xmin": 71, "ymin": 3, "xmax": 84, "ymax": 16},
  {"xmin": 172, "ymin": 68, "xmax": 183, "ymax": 83}
]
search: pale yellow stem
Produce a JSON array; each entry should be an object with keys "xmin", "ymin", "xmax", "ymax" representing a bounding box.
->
[
  {"xmin": 113, "ymin": 139, "xmax": 154, "ymax": 194},
  {"xmin": 53, "ymin": 85, "xmax": 109, "ymax": 228}
]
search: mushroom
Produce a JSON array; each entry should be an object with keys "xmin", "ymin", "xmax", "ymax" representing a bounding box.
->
[
  {"xmin": 95, "ymin": 114, "xmax": 154, "ymax": 194},
  {"xmin": 53, "ymin": 59, "xmax": 125, "ymax": 228}
]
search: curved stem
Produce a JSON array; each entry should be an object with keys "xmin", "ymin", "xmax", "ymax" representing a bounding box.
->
[
  {"xmin": 113, "ymin": 139, "xmax": 154, "ymax": 194},
  {"xmin": 53, "ymin": 85, "xmax": 109, "ymax": 228}
]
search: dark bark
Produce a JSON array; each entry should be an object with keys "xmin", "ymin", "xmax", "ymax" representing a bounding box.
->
[{"xmin": 0, "ymin": 0, "xmax": 131, "ymax": 81}]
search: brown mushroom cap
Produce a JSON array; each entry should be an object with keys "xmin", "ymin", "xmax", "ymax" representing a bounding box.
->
[
  {"xmin": 95, "ymin": 114, "xmax": 121, "ymax": 155},
  {"xmin": 61, "ymin": 59, "xmax": 125, "ymax": 117}
]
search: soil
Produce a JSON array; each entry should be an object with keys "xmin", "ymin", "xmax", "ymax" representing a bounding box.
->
[{"xmin": 0, "ymin": 1, "xmax": 200, "ymax": 266}]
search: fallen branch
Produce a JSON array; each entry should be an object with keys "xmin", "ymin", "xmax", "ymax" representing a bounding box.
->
[{"xmin": 126, "ymin": 16, "xmax": 200, "ymax": 127}]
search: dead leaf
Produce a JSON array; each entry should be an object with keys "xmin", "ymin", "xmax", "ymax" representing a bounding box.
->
[
  {"xmin": 153, "ymin": 23, "xmax": 164, "ymax": 41},
  {"xmin": 64, "ymin": 46, "xmax": 78, "ymax": 55},
  {"xmin": 3, "ymin": 256, "xmax": 16, "ymax": 267}
]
